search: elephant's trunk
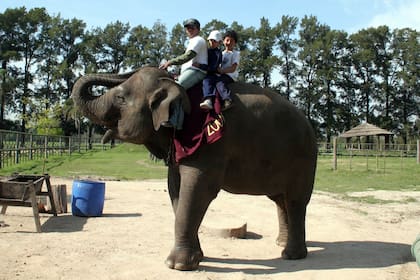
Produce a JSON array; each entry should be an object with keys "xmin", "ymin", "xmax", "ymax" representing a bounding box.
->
[{"xmin": 71, "ymin": 71, "xmax": 136, "ymax": 126}]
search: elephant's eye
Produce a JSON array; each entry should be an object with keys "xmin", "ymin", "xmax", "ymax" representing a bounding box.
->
[{"xmin": 116, "ymin": 95, "xmax": 125, "ymax": 105}]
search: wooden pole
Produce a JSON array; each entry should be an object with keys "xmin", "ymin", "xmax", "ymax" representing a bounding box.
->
[
  {"xmin": 47, "ymin": 184, "xmax": 67, "ymax": 214},
  {"xmin": 366, "ymin": 150, "xmax": 369, "ymax": 171},
  {"xmin": 44, "ymin": 175, "xmax": 57, "ymax": 216},
  {"xmin": 417, "ymin": 140, "xmax": 419, "ymax": 164},
  {"xmin": 29, "ymin": 182, "xmax": 42, "ymax": 233},
  {"xmin": 332, "ymin": 137, "xmax": 337, "ymax": 170}
]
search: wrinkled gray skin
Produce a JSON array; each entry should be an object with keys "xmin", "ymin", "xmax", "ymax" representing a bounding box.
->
[{"xmin": 72, "ymin": 66, "xmax": 317, "ymax": 271}]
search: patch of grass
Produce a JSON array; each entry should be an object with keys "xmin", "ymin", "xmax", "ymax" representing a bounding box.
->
[
  {"xmin": 1, "ymin": 146, "xmax": 419, "ymax": 197},
  {"xmin": 404, "ymin": 197, "xmax": 418, "ymax": 203},
  {"xmin": 335, "ymin": 194, "xmax": 418, "ymax": 205},
  {"xmin": 0, "ymin": 143, "xmax": 167, "ymax": 180},
  {"xmin": 314, "ymin": 155, "xmax": 420, "ymax": 193},
  {"xmin": 341, "ymin": 194, "xmax": 401, "ymax": 204}
]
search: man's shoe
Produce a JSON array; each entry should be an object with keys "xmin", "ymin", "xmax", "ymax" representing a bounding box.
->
[
  {"xmin": 222, "ymin": 99, "xmax": 233, "ymax": 111},
  {"xmin": 200, "ymin": 98, "xmax": 213, "ymax": 110},
  {"xmin": 160, "ymin": 121, "xmax": 174, "ymax": 128}
]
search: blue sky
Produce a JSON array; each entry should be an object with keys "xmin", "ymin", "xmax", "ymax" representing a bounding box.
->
[{"xmin": 1, "ymin": 0, "xmax": 419, "ymax": 33}]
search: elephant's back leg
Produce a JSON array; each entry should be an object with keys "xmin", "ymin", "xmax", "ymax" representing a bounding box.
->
[
  {"xmin": 268, "ymin": 194, "xmax": 288, "ymax": 246},
  {"xmin": 283, "ymin": 197, "xmax": 308, "ymax": 259},
  {"xmin": 269, "ymin": 192, "xmax": 308, "ymax": 260}
]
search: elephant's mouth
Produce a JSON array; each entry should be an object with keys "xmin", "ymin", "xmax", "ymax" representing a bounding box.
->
[
  {"xmin": 101, "ymin": 121, "xmax": 143, "ymax": 145},
  {"xmin": 101, "ymin": 125, "xmax": 140, "ymax": 144}
]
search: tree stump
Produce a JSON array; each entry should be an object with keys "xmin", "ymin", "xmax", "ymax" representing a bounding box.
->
[{"xmin": 201, "ymin": 220, "xmax": 247, "ymax": 239}]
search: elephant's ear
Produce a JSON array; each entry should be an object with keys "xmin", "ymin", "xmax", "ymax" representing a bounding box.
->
[{"xmin": 149, "ymin": 77, "xmax": 191, "ymax": 131}]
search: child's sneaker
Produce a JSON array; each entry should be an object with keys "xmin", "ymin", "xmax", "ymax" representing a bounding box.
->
[
  {"xmin": 200, "ymin": 98, "xmax": 213, "ymax": 110},
  {"xmin": 222, "ymin": 99, "xmax": 233, "ymax": 111}
]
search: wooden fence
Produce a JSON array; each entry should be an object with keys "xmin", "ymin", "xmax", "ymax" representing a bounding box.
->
[
  {"xmin": 0, "ymin": 129, "xmax": 114, "ymax": 168},
  {"xmin": 319, "ymin": 138, "xmax": 420, "ymax": 170},
  {"xmin": 2, "ymin": 129, "xmax": 419, "ymax": 170}
]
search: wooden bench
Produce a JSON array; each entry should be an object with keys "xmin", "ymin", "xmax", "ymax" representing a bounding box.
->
[{"xmin": 0, "ymin": 174, "xmax": 57, "ymax": 232}]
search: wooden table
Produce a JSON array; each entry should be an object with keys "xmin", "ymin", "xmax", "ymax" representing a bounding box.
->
[{"xmin": 0, "ymin": 174, "xmax": 57, "ymax": 232}]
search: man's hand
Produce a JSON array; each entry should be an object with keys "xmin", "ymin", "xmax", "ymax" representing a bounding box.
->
[{"xmin": 159, "ymin": 61, "xmax": 171, "ymax": 70}]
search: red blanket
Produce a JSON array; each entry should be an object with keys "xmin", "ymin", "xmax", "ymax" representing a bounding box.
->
[{"xmin": 174, "ymin": 83, "xmax": 224, "ymax": 162}]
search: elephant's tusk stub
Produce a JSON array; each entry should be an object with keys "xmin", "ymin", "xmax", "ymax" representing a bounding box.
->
[{"xmin": 102, "ymin": 129, "xmax": 115, "ymax": 144}]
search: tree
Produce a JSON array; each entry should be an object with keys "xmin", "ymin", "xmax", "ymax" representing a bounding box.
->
[
  {"xmin": 334, "ymin": 36, "xmax": 359, "ymax": 134},
  {"xmin": 126, "ymin": 24, "xmax": 152, "ymax": 69},
  {"xmin": 98, "ymin": 21, "xmax": 130, "ymax": 73},
  {"xmin": 29, "ymin": 105, "xmax": 64, "ymax": 135},
  {"xmin": 168, "ymin": 23, "xmax": 187, "ymax": 57},
  {"xmin": 12, "ymin": 7, "xmax": 50, "ymax": 133},
  {"xmin": 0, "ymin": 7, "xmax": 26, "ymax": 123},
  {"xmin": 202, "ymin": 19, "xmax": 228, "ymax": 37},
  {"xmin": 370, "ymin": 26, "xmax": 396, "ymax": 145},
  {"xmin": 163, "ymin": 23, "xmax": 187, "ymax": 75},
  {"xmin": 79, "ymin": 28, "xmax": 102, "ymax": 73},
  {"xmin": 296, "ymin": 15, "xmax": 326, "ymax": 128},
  {"xmin": 349, "ymin": 28, "xmax": 380, "ymax": 124},
  {"xmin": 315, "ymin": 29, "xmax": 349, "ymax": 142},
  {"xmin": 275, "ymin": 15, "xmax": 298, "ymax": 100},
  {"xmin": 0, "ymin": 8, "xmax": 418, "ymax": 142},
  {"xmin": 391, "ymin": 28, "xmax": 420, "ymax": 143},
  {"xmin": 52, "ymin": 16, "xmax": 86, "ymax": 136},
  {"xmin": 147, "ymin": 21, "xmax": 170, "ymax": 66},
  {"xmin": 54, "ymin": 17, "xmax": 86, "ymax": 99},
  {"xmin": 36, "ymin": 14, "xmax": 61, "ymax": 113},
  {"xmin": 243, "ymin": 18, "xmax": 278, "ymax": 87}
]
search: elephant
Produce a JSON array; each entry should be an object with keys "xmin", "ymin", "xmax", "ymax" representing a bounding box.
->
[{"xmin": 71, "ymin": 66, "xmax": 318, "ymax": 271}]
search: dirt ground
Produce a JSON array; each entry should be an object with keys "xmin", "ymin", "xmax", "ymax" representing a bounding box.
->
[{"xmin": 0, "ymin": 178, "xmax": 419, "ymax": 280}]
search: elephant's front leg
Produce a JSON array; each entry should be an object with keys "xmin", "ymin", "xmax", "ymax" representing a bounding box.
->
[
  {"xmin": 167, "ymin": 163, "xmax": 180, "ymax": 213},
  {"xmin": 165, "ymin": 165, "xmax": 220, "ymax": 271}
]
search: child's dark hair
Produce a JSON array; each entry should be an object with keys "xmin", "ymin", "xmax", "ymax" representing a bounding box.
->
[{"xmin": 223, "ymin": 30, "xmax": 238, "ymax": 42}]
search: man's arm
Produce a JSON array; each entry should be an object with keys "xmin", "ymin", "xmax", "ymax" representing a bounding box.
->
[{"xmin": 160, "ymin": 50, "xmax": 196, "ymax": 69}]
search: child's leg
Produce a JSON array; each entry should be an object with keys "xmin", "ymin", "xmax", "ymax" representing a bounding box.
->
[
  {"xmin": 202, "ymin": 77, "xmax": 214, "ymax": 99},
  {"xmin": 216, "ymin": 74, "xmax": 234, "ymax": 100},
  {"xmin": 200, "ymin": 76, "xmax": 217, "ymax": 110}
]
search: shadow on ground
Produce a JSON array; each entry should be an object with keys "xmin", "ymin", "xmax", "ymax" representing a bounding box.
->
[
  {"xmin": 200, "ymin": 240, "xmax": 414, "ymax": 274},
  {"xmin": 41, "ymin": 212, "xmax": 142, "ymax": 232}
]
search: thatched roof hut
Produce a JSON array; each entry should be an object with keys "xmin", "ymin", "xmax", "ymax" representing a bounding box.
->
[{"xmin": 339, "ymin": 122, "xmax": 393, "ymax": 138}]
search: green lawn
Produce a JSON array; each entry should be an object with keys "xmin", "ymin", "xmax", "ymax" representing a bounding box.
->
[
  {"xmin": 1, "ymin": 144, "xmax": 419, "ymax": 194},
  {"xmin": 0, "ymin": 143, "xmax": 167, "ymax": 180},
  {"xmin": 315, "ymin": 154, "xmax": 419, "ymax": 193}
]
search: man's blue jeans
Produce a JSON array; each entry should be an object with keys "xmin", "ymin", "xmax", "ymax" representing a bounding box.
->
[{"xmin": 177, "ymin": 68, "xmax": 206, "ymax": 90}]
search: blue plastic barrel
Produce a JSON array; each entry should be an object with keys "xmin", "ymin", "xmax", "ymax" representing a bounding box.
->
[
  {"xmin": 412, "ymin": 234, "xmax": 420, "ymax": 267},
  {"xmin": 71, "ymin": 180, "xmax": 105, "ymax": 217}
]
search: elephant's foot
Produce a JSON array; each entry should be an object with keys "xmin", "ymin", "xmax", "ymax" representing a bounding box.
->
[
  {"xmin": 281, "ymin": 243, "xmax": 307, "ymax": 260},
  {"xmin": 165, "ymin": 247, "xmax": 204, "ymax": 271}
]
